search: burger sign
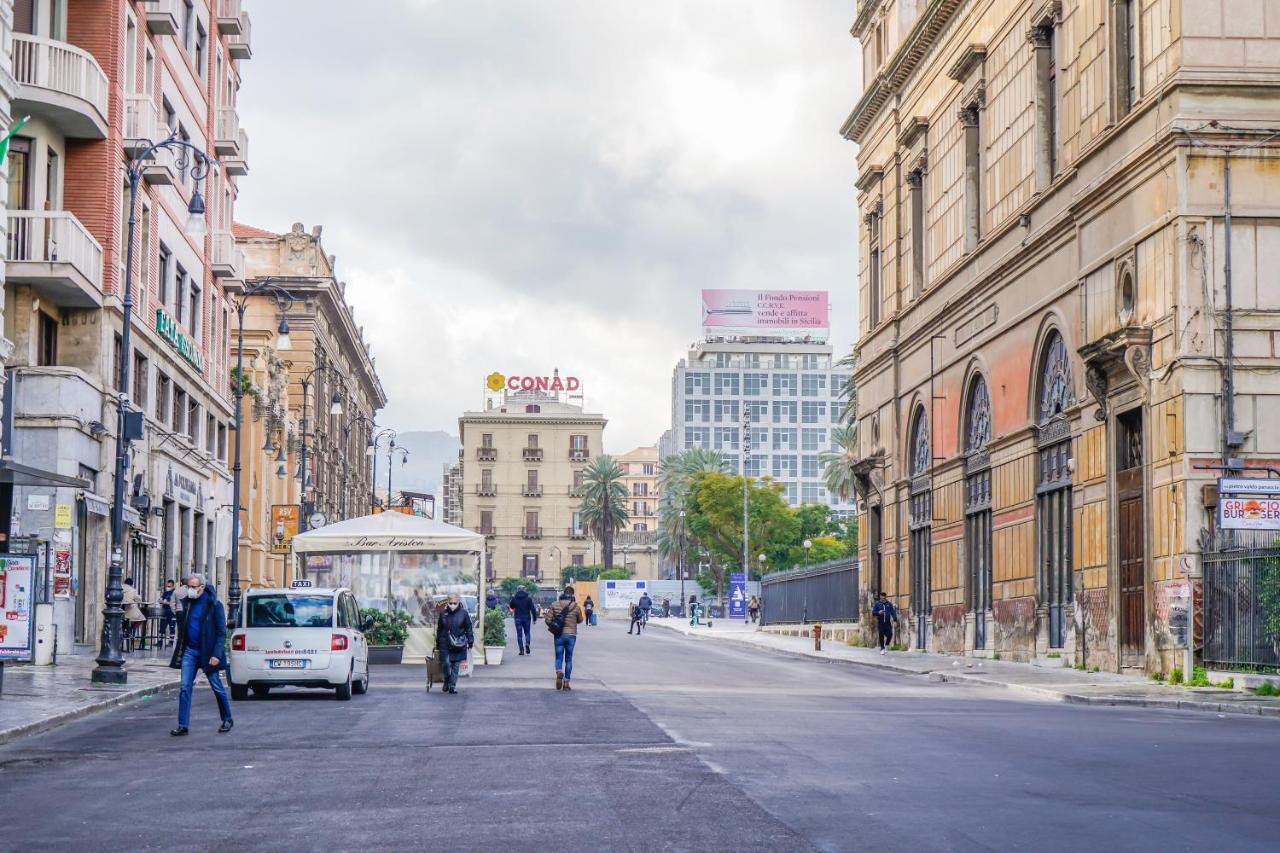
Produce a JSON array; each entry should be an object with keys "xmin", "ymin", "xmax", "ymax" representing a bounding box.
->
[{"xmin": 1220, "ymin": 495, "xmax": 1280, "ymax": 530}]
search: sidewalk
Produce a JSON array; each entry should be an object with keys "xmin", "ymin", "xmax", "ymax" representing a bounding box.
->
[
  {"xmin": 0, "ymin": 650, "xmax": 181, "ymax": 746},
  {"xmin": 647, "ymin": 617, "xmax": 1280, "ymax": 719}
]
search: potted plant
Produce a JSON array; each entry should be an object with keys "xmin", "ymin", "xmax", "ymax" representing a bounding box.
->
[
  {"xmin": 483, "ymin": 607, "xmax": 507, "ymax": 665},
  {"xmin": 361, "ymin": 608, "xmax": 412, "ymax": 665}
]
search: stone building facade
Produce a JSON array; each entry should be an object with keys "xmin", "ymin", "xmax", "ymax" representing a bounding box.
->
[
  {"xmin": 2, "ymin": 0, "xmax": 253, "ymax": 651},
  {"xmin": 237, "ymin": 223, "xmax": 386, "ymax": 551},
  {"xmin": 844, "ymin": 0, "xmax": 1280, "ymax": 673}
]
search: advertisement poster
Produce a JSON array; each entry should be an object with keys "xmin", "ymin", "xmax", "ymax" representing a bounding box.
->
[
  {"xmin": 53, "ymin": 549, "xmax": 73, "ymax": 599},
  {"xmin": 53, "ymin": 503, "xmax": 72, "ymax": 529},
  {"xmin": 0, "ymin": 554, "xmax": 35, "ymax": 660},
  {"xmin": 729, "ymin": 572, "xmax": 747, "ymax": 620},
  {"xmin": 1219, "ymin": 496, "xmax": 1280, "ymax": 530},
  {"xmin": 701, "ymin": 290, "xmax": 829, "ymax": 331},
  {"xmin": 271, "ymin": 505, "xmax": 300, "ymax": 553},
  {"xmin": 601, "ymin": 579, "xmax": 648, "ymax": 610}
]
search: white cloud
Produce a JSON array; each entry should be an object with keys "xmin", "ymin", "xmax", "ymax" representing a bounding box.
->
[{"xmin": 236, "ymin": 0, "xmax": 862, "ymax": 451}]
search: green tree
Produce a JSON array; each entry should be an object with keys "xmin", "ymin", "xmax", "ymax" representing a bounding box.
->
[
  {"xmin": 785, "ymin": 535, "xmax": 847, "ymax": 567},
  {"xmin": 820, "ymin": 424, "xmax": 860, "ymax": 503},
  {"xmin": 580, "ymin": 455, "xmax": 629, "ymax": 569},
  {"xmin": 834, "ymin": 348, "xmax": 858, "ymax": 425},
  {"xmin": 657, "ymin": 449, "xmax": 727, "ymax": 564},
  {"xmin": 498, "ymin": 577, "xmax": 539, "ymax": 598},
  {"xmin": 561, "ymin": 563, "xmax": 605, "ymax": 585},
  {"xmin": 686, "ymin": 472, "xmax": 801, "ymax": 593}
]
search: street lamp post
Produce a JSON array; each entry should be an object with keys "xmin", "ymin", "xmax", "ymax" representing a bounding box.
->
[
  {"xmin": 92, "ymin": 129, "xmax": 215, "ymax": 685},
  {"xmin": 340, "ymin": 412, "xmax": 375, "ymax": 519},
  {"xmin": 227, "ymin": 280, "xmax": 294, "ymax": 627},
  {"xmin": 803, "ymin": 538, "xmax": 813, "ymax": 565},
  {"xmin": 387, "ymin": 440, "xmax": 409, "ymax": 510},
  {"xmin": 549, "ymin": 545, "xmax": 563, "ymax": 584},
  {"xmin": 678, "ymin": 508, "xmax": 687, "ymax": 617},
  {"xmin": 369, "ymin": 428, "xmax": 395, "ymax": 510},
  {"xmin": 298, "ymin": 364, "xmax": 345, "ymax": 531}
]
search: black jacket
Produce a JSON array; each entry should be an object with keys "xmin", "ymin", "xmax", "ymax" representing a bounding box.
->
[
  {"xmin": 436, "ymin": 606, "xmax": 474, "ymax": 661},
  {"xmin": 168, "ymin": 588, "xmax": 228, "ymax": 673},
  {"xmin": 508, "ymin": 589, "xmax": 538, "ymax": 620}
]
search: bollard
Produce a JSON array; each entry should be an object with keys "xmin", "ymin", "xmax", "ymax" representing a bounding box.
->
[{"xmin": 813, "ymin": 623, "xmax": 822, "ymax": 651}]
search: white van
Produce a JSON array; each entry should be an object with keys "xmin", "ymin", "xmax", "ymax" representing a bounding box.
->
[{"xmin": 227, "ymin": 582, "xmax": 370, "ymax": 701}]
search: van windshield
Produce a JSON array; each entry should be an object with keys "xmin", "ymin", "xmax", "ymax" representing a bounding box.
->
[{"xmin": 247, "ymin": 594, "xmax": 333, "ymax": 628}]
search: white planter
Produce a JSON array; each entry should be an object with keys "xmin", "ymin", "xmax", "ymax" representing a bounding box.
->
[{"xmin": 485, "ymin": 646, "xmax": 505, "ymax": 665}]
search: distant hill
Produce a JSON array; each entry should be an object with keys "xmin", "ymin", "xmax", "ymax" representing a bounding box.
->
[{"xmin": 383, "ymin": 430, "xmax": 460, "ymax": 497}]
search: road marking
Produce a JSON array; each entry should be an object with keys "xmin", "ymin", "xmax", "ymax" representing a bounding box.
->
[{"xmin": 615, "ymin": 746, "xmax": 692, "ymax": 754}]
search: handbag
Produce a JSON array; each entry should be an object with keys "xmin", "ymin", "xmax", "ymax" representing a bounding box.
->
[
  {"xmin": 447, "ymin": 631, "xmax": 469, "ymax": 651},
  {"xmin": 546, "ymin": 601, "xmax": 573, "ymax": 637}
]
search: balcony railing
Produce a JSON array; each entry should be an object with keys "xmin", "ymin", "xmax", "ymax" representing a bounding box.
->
[
  {"xmin": 218, "ymin": 0, "xmax": 244, "ymax": 34},
  {"xmin": 476, "ymin": 484, "xmax": 496, "ymax": 497},
  {"xmin": 146, "ymin": 0, "xmax": 180, "ymax": 34},
  {"xmin": 11, "ymin": 33, "xmax": 108, "ymax": 138},
  {"xmin": 569, "ymin": 485, "xmax": 583, "ymax": 498},
  {"xmin": 521, "ymin": 485, "xmax": 543, "ymax": 497},
  {"xmin": 522, "ymin": 447, "xmax": 543, "ymax": 461},
  {"xmin": 211, "ymin": 230, "xmax": 245, "ymax": 281},
  {"xmin": 122, "ymin": 95, "xmax": 176, "ymax": 185},
  {"xmin": 477, "ymin": 447, "xmax": 497, "ymax": 461},
  {"xmin": 569, "ymin": 528, "xmax": 587, "ymax": 540},
  {"xmin": 215, "ymin": 107, "xmax": 243, "ymax": 157},
  {"xmin": 522, "ymin": 527, "xmax": 543, "ymax": 540},
  {"xmin": 228, "ymin": 11, "xmax": 252, "ymax": 59},
  {"xmin": 5, "ymin": 210, "xmax": 105, "ymax": 306},
  {"xmin": 569, "ymin": 448, "xmax": 589, "ymax": 461},
  {"xmin": 224, "ymin": 127, "xmax": 249, "ymax": 176}
]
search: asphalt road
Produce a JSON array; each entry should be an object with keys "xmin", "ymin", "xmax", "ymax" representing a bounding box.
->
[{"xmin": 2, "ymin": 618, "xmax": 1278, "ymax": 852}]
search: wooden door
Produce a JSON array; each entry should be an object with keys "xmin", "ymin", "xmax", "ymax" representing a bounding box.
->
[{"xmin": 1118, "ymin": 480, "xmax": 1145, "ymax": 661}]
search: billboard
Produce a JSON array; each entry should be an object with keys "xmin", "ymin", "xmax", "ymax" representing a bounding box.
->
[
  {"xmin": 0, "ymin": 554, "xmax": 35, "ymax": 661},
  {"xmin": 1220, "ymin": 497, "xmax": 1280, "ymax": 531},
  {"xmin": 271, "ymin": 505, "xmax": 300, "ymax": 554},
  {"xmin": 701, "ymin": 290, "xmax": 829, "ymax": 331}
]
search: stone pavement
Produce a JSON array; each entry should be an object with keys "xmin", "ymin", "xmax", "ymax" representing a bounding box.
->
[
  {"xmin": 0, "ymin": 650, "xmax": 181, "ymax": 745},
  {"xmin": 647, "ymin": 616, "xmax": 1280, "ymax": 718}
]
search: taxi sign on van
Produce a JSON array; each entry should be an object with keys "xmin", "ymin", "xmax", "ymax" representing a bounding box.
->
[{"xmin": 291, "ymin": 579, "xmax": 313, "ymax": 588}]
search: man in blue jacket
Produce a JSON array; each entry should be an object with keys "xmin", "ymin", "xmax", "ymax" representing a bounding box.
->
[
  {"xmin": 872, "ymin": 591, "xmax": 898, "ymax": 655},
  {"xmin": 169, "ymin": 574, "xmax": 233, "ymax": 736},
  {"xmin": 507, "ymin": 587, "xmax": 537, "ymax": 655}
]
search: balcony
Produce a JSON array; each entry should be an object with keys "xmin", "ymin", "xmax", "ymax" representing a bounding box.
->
[
  {"xmin": 124, "ymin": 96, "xmax": 176, "ymax": 184},
  {"xmin": 569, "ymin": 528, "xmax": 587, "ymax": 540},
  {"xmin": 522, "ymin": 447, "xmax": 543, "ymax": 462},
  {"xmin": 476, "ymin": 484, "xmax": 496, "ymax": 497},
  {"xmin": 522, "ymin": 527, "xmax": 543, "ymax": 540},
  {"xmin": 477, "ymin": 447, "xmax": 497, "ymax": 461},
  {"xmin": 228, "ymin": 12, "xmax": 252, "ymax": 60},
  {"xmin": 145, "ymin": 0, "xmax": 180, "ymax": 34},
  {"xmin": 211, "ymin": 230, "xmax": 245, "ymax": 281},
  {"xmin": 569, "ymin": 448, "xmax": 589, "ymax": 462},
  {"xmin": 215, "ymin": 107, "xmax": 243, "ymax": 157},
  {"xmin": 5, "ymin": 210, "xmax": 105, "ymax": 307},
  {"xmin": 10, "ymin": 366, "xmax": 102, "ymax": 427},
  {"xmin": 521, "ymin": 485, "xmax": 543, "ymax": 497},
  {"xmin": 480, "ymin": 527, "xmax": 495, "ymax": 537},
  {"xmin": 223, "ymin": 126, "xmax": 249, "ymax": 176},
  {"xmin": 11, "ymin": 34, "xmax": 109, "ymax": 139},
  {"xmin": 217, "ymin": 0, "xmax": 244, "ymax": 34}
]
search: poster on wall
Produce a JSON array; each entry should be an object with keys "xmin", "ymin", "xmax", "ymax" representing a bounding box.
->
[
  {"xmin": 271, "ymin": 505, "xmax": 300, "ymax": 554},
  {"xmin": 601, "ymin": 579, "xmax": 648, "ymax": 610},
  {"xmin": 52, "ymin": 549, "xmax": 73, "ymax": 599},
  {"xmin": 728, "ymin": 572, "xmax": 747, "ymax": 620},
  {"xmin": 0, "ymin": 554, "xmax": 36, "ymax": 661}
]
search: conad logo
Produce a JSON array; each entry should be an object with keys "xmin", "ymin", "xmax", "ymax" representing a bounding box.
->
[{"xmin": 486, "ymin": 373, "xmax": 581, "ymax": 393}]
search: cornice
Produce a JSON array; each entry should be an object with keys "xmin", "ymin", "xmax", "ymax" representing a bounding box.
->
[
  {"xmin": 855, "ymin": 165, "xmax": 884, "ymax": 194},
  {"xmin": 947, "ymin": 44, "xmax": 986, "ymax": 82}
]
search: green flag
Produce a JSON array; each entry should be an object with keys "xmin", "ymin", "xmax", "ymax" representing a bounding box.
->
[{"xmin": 0, "ymin": 115, "xmax": 31, "ymax": 162}]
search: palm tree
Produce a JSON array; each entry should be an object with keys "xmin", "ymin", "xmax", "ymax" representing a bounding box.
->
[
  {"xmin": 656, "ymin": 449, "xmax": 727, "ymax": 561},
  {"xmin": 820, "ymin": 424, "xmax": 860, "ymax": 501},
  {"xmin": 580, "ymin": 454, "xmax": 629, "ymax": 569},
  {"xmin": 835, "ymin": 348, "xmax": 859, "ymax": 424}
]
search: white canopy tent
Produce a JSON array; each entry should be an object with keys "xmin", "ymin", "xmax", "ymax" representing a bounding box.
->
[{"xmin": 291, "ymin": 512, "xmax": 487, "ymax": 665}]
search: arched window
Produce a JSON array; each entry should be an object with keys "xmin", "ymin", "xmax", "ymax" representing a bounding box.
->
[
  {"xmin": 908, "ymin": 405, "xmax": 932, "ymax": 649},
  {"xmin": 965, "ymin": 374, "xmax": 992, "ymax": 453},
  {"xmin": 909, "ymin": 406, "xmax": 930, "ymax": 478},
  {"xmin": 1035, "ymin": 329, "xmax": 1073, "ymax": 649},
  {"xmin": 1038, "ymin": 330, "xmax": 1074, "ymax": 424},
  {"xmin": 964, "ymin": 373, "xmax": 993, "ymax": 649}
]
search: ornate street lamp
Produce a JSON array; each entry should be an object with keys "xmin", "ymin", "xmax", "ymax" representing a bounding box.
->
[
  {"xmin": 387, "ymin": 440, "xmax": 409, "ymax": 510},
  {"xmin": 93, "ymin": 129, "xmax": 216, "ymax": 685},
  {"xmin": 369, "ymin": 428, "xmax": 396, "ymax": 511},
  {"xmin": 298, "ymin": 364, "xmax": 346, "ymax": 531},
  {"xmin": 340, "ymin": 411, "xmax": 376, "ymax": 519}
]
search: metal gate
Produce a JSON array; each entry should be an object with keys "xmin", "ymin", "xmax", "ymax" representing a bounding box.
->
[
  {"xmin": 759, "ymin": 559, "xmax": 859, "ymax": 626},
  {"xmin": 1201, "ymin": 532, "xmax": 1280, "ymax": 670}
]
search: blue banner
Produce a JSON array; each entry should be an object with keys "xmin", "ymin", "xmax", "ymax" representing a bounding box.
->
[{"xmin": 729, "ymin": 572, "xmax": 746, "ymax": 620}]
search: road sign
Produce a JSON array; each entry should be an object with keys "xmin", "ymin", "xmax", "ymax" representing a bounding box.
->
[{"xmin": 1218, "ymin": 477, "xmax": 1280, "ymax": 496}]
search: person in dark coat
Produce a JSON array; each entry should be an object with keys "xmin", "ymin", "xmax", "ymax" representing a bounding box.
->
[
  {"xmin": 872, "ymin": 592, "xmax": 898, "ymax": 654},
  {"xmin": 168, "ymin": 574, "xmax": 232, "ymax": 736},
  {"xmin": 582, "ymin": 595, "xmax": 595, "ymax": 627},
  {"xmin": 435, "ymin": 593, "xmax": 475, "ymax": 694},
  {"xmin": 508, "ymin": 587, "xmax": 537, "ymax": 655},
  {"xmin": 485, "ymin": 590, "xmax": 499, "ymax": 611}
]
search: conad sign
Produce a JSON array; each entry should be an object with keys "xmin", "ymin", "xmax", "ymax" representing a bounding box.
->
[{"xmin": 487, "ymin": 372, "xmax": 580, "ymax": 393}]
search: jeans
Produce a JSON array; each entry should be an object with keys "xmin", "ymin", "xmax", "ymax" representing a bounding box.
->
[
  {"xmin": 514, "ymin": 617, "xmax": 531, "ymax": 650},
  {"xmin": 554, "ymin": 634, "xmax": 577, "ymax": 680},
  {"xmin": 441, "ymin": 655, "xmax": 461, "ymax": 691},
  {"xmin": 178, "ymin": 647, "xmax": 232, "ymax": 727},
  {"xmin": 877, "ymin": 622, "xmax": 894, "ymax": 650}
]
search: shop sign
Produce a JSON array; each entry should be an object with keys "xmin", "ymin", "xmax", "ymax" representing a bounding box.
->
[
  {"xmin": 83, "ymin": 493, "xmax": 110, "ymax": 517},
  {"xmin": 166, "ymin": 466, "xmax": 201, "ymax": 506},
  {"xmin": 155, "ymin": 308, "xmax": 205, "ymax": 373},
  {"xmin": 271, "ymin": 505, "xmax": 300, "ymax": 554},
  {"xmin": 486, "ymin": 372, "xmax": 580, "ymax": 393},
  {"xmin": 0, "ymin": 554, "xmax": 36, "ymax": 661},
  {"xmin": 1219, "ymin": 496, "xmax": 1280, "ymax": 531},
  {"xmin": 26, "ymin": 494, "xmax": 49, "ymax": 511},
  {"xmin": 53, "ymin": 504, "xmax": 73, "ymax": 529},
  {"xmin": 1219, "ymin": 477, "xmax": 1280, "ymax": 497}
]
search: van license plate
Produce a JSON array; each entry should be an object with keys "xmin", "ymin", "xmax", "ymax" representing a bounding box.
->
[{"xmin": 269, "ymin": 659, "xmax": 306, "ymax": 669}]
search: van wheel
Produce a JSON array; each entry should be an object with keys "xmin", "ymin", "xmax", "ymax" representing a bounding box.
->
[
  {"xmin": 252, "ymin": 686, "xmax": 271, "ymax": 698},
  {"xmin": 230, "ymin": 683, "xmax": 249, "ymax": 702},
  {"xmin": 335, "ymin": 670, "xmax": 353, "ymax": 701},
  {"xmin": 353, "ymin": 670, "xmax": 369, "ymax": 695}
]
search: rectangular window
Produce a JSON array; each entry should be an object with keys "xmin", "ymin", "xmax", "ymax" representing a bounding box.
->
[
  {"xmin": 802, "ymin": 428, "xmax": 826, "ymax": 452},
  {"xmin": 714, "ymin": 373, "xmax": 740, "ymax": 396},
  {"xmin": 189, "ymin": 277, "xmax": 201, "ymax": 340},
  {"xmin": 481, "ymin": 433, "xmax": 493, "ymax": 448},
  {"xmin": 685, "ymin": 399, "xmax": 710, "ymax": 423},
  {"xmin": 868, "ymin": 212, "xmax": 882, "ymax": 327},
  {"xmin": 156, "ymin": 373, "xmax": 171, "ymax": 423},
  {"xmin": 195, "ymin": 21, "xmax": 207, "ymax": 79},
  {"xmin": 743, "ymin": 373, "xmax": 768, "ymax": 396},
  {"xmin": 802, "ymin": 483, "xmax": 824, "ymax": 503},
  {"xmin": 746, "ymin": 401, "xmax": 768, "ymax": 423},
  {"xmin": 771, "ymin": 455, "xmax": 798, "ymax": 479},
  {"xmin": 772, "ymin": 374, "xmax": 797, "ymax": 396},
  {"xmin": 182, "ymin": 0, "xmax": 195, "ymax": 50},
  {"xmin": 522, "ymin": 554, "xmax": 539, "ymax": 578},
  {"xmin": 772, "ymin": 428, "xmax": 797, "ymax": 451},
  {"xmin": 479, "ymin": 510, "xmax": 494, "ymax": 535},
  {"xmin": 527, "ymin": 469, "xmax": 539, "ymax": 491},
  {"xmin": 174, "ymin": 262, "xmax": 187, "ymax": 324},
  {"xmin": 773, "ymin": 401, "xmax": 797, "ymax": 424},
  {"xmin": 683, "ymin": 427, "xmax": 709, "ymax": 448},
  {"xmin": 573, "ymin": 469, "xmax": 584, "ymax": 490},
  {"xmin": 124, "ymin": 16, "xmax": 138, "ymax": 92},
  {"xmin": 713, "ymin": 426, "xmax": 739, "ymax": 451},
  {"xmin": 187, "ymin": 399, "xmax": 200, "ymax": 444},
  {"xmin": 750, "ymin": 427, "xmax": 769, "ymax": 449},
  {"xmin": 173, "ymin": 387, "xmax": 186, "ymax": 435},
  {"xmin": 525, "ymin": 511, "xmax": 539, "ymax": 534},
  {"xmin": 144, "ymin": 47, "xmax": 154, "ymax": 96},
  {"xmin": 802, "ymin": 456, "xmax": 820, "ymax": 478},
  {"xmin": 113, "ymin": 333, "xmax": 123, "ymax": 391},
  {"xmin": 132, "ymin": 352, "xmax": 148, "ymax": 409},
  {"xmin": 570, "ymin": 434, "xmax": 587, "ymax": 450},
  {"xmin": 158, "ymin": 244, "xmax": 172, "ymax": 309},
  {"xmin": 37, "ymin": 312, "xmax": 57, "ymax": 366},
  {"xmin": 744, "ymin": 455, "xmax": 765, "ymax": 478},
  {"xmin": 481, "ymin": 469, "xmax": 493, "ymax": 488},
  {"xmin": 684, "ymin": 372, "xmax": 711, "ymax": 395},
  {"xmin": 713, "ymin": 399, "xmax": 739, "ymax": 423},
  {"xmin": 800, "ymin": 374, "xmax": 825, "ymax": 396},
  {"xmin": 801, "ymin": 401, "xmax": 826, "ymax": 424},
  {"xmin": 525, "ymin": 433, "xmax": 538, "ymax": 449},
  {"xmin": 205, "ymin": 413, "xmax": 215, "ymax": 453},
  {"xmin": 217, "ymin": 422, "xmax": 227, "ymax": 461}
]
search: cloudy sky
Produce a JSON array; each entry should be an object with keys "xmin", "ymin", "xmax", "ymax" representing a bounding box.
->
[{"xmin": 235, "ymin": 0, "xmax": 862, "ymax": 452}]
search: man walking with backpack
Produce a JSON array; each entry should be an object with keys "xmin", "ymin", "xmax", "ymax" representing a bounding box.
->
[
  {"xmin": 872, "ymin": 591, "xmax": 898, "ymax": 654},
  {"xmin": 544, "ymin": 585, "xmax": 583, "ymax": 691}
]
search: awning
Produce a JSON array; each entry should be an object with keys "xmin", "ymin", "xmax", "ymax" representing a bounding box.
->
[
  {"xmin": 290, "ymin": 510, "xmax": 484, "ymax": 555},
  {"xmin": 134, "ymin": 531, "xmax": 159, "ymax": 548},
  {"xmin": 82, "ymin": 493, "xmax": 110, "ymax": 517},
  {"xmin": 0, "ymin": 458, "xmax": 91, "ymax": 489}
]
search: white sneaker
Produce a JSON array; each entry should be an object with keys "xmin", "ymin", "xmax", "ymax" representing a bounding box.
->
[{"xmin": 880, "ymin": 648, "xmax": 886, "ymax": 655}]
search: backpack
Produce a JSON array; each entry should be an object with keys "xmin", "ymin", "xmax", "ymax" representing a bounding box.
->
[{"xmin": 547, "ymin": 601, "xmax": 574, "ymax": 637}]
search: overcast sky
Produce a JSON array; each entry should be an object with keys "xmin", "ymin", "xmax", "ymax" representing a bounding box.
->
[{"xmin": 236, "ymin": 0, "xmax": 862, "ymax": 452}]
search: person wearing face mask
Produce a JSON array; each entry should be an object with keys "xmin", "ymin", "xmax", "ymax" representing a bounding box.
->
[
  {"xmin": 168, "ymin": 574, "xmax": 233, "ymax": 736},
  {"xmin": 434, "ymin": 593, "xmax": 474, "ymax": 694}
]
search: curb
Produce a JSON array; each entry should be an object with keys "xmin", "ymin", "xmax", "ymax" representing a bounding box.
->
[
  {"xmin": 648, "ymin": 621, "xmax": 1280, "ymax": 720},
  {"xmin": 0, "ymin": 678, "xmax": 181, "ymax": 747}
]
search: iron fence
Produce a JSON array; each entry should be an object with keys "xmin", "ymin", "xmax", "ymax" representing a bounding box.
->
[
  {"xmin": 1201, "ymin": 532, "xmax": 1280, "ymax": 670},
  {"xmin": 760, "ymin": 558, "xmax": 859, "ymax": 626}
]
